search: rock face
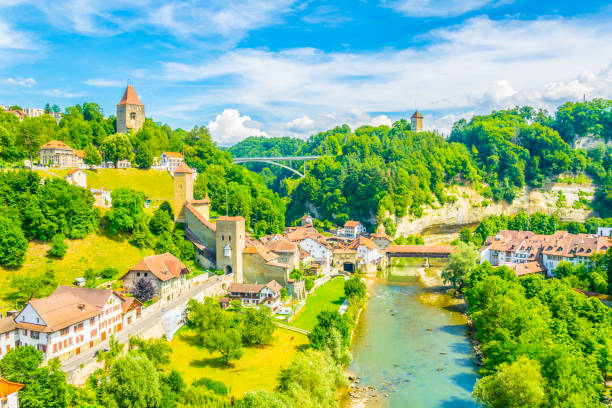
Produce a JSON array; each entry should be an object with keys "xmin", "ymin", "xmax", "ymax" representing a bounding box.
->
[{"xmin": 394, "ymin": 184, "xmax": 596, "ymax": 236}]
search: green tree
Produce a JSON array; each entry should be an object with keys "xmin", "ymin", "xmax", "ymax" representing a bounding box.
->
[
  {"xmin": 84, "ymin": 144, "xmax": 102, "ymax": 165},
  {"xmin": 344, "ymin": 276, "xmax": 366, "ymax": 299},
  {"xmin": 158, "ymin": 201, "xmax": 174, "ymax": 220},
  {"xmin": 47, "ymin": 233, "xmax": 68, "ymax": 258},
  {"xmin": 441, "ymin": 242, "xmax": 479, "ymax": 291},
  {"xmin": 101, "ymin": 133, "xmax": 133, "ymax": 166},
  {"xmin": 149, "ymin": 208, "xmax": 172, "ymax": 235},
  {"xmin": 237, "ymin": 390, "xmax": 293, "ymax": 408},
  {"xmin": 0, "ymin": 346, "xmax": 67, "ymax": 408},
  {"xmin": 104, "ymin": 353, "xmax": 161, "ymax": 408},
  {"xmin": 0, "ymin": 215, "xmax": 27, "ymax": 266},
  {"xmin": 242, "ymin": 308, "xmax": 275, "ymax": 346},
  {"xmin": 135, "ymin": 145, "xmax": 153, "ymax": 169},
  {"xmin": 474, "ymin": 356, "xmax": 545, "ymax": 408},
  {"xmin": 106, "ymin": 188, "xmax": 145, "ymax": 233}
]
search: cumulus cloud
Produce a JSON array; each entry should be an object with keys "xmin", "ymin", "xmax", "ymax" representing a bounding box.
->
[
  {"xmin": 156, "ymin": 16, "xmax": 612, "ymax": 136},
  {"xmin": 5, "ymin": 77, "xmax": 36, "ymax": 88},
  {"xmin": 286, "ymin": 115, "xmax": 316, "ymax": 132},
  {"xmin": 208, "ymin": 109, "xmax": 268, "ymax": 145},
  {"xmin": 0, "ymin": 19, "xmax": 34, "ymax": 49},
  {"xmin": 385, "ymin": 0, "xmax": 504, "ymax": 17}
]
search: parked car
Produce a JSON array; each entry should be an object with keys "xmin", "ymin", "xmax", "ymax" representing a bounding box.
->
[{"xmin": 277, "ymin": 307, "xmax": 291, "ymax": 315}]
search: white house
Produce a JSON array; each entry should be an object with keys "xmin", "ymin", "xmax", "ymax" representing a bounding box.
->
[
  {"xmin": 342, "ymin": 221, "xmax": 366, "ymax": 239},
  {"xmin": 160, "ymin": 152, "xmax": 184, "ymax": 174},
  {"xmin": 65, "ymin": 169, "xmax": 87, "ymax": 188},
  {"xmin": 299, "ymin": 237, "xmax": 332, "ymax": 266},
  {"xmin": 0, "ymin": 317, "xmax": 16, "ymax": 359},
  {"xmin": 14, "ymin": 292, "xmax": 101, "ymax": 361},
  {"xmin": 227, "ymin": 281, "xmax": 282, "ymax": 311},
  {"xmin": 0, "ymin": 378, "xmax": 23, "ymax": 408},
  {"xmin": 348, "ymin": 236, "xmax": 383, "ymax": 266},
  {"xmin": 598, "ymin": 227, "xmax": 612, "ymax": 237}
]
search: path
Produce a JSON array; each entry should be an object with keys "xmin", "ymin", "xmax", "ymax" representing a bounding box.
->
[
  {"xmin": 61, "ymin": 277, "xmax": 224, "ymax": 378},
  {"xmin": 273, "ymin": 322, "xmax": 310, "ymax": 335}
]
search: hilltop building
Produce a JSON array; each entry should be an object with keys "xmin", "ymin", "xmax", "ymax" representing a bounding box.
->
[
  {"xmin": 411, "ymin": 110, "xmax": 423, "ymax": 132},
  {"xmin": 116, "ymin": 85, "xmax": 145, "ymax": 134},
  {"xmin": 38, "ymin": 140, "xmax": 85, "ymax": 168},
  {"xmin": 160, "ymin": 152, "xmax": 185, "ymax": 174},
  {"xmin": 342, "ymin": 220, "xmax": 366, "ymax": 239}
]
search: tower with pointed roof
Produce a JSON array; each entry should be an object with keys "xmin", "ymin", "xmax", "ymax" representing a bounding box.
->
[
  {"xmin": 116, "ymin": 85, "xmax": 145, "ymax": 134},
  {"xmin": 411, "ymin": 110, "xmax": 423, "ymax": 132},
  {"xmin": 173, "ymin": 162, "xmax": 193, "ymax": 223}
]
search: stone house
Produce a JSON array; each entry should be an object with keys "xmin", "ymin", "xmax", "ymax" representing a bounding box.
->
[
  {"xmin": 370, "ymin": 224, "xmax": 393, "ymax": 249},
  {"xmin": 0, "ymin": 378, "xmax": 23, "ymax": 408},
  {"xmin": 243, "ymin": 243, "xmax": 292, "ymax": 286},
  {"xmin": 227, "ymin": 281, "xmax": 282, "ymax": 310},
  {"xmin": 120, "ymin": 253, "xmax": 190, "ymax": 303},
  {"xmin": 38, "ymin": 140, "xmax": 85, "ymax": 168},
  {"xmin": 348, "ymin": 236, "xmax": 384, "ymax": 272},
  {"xmin": 261, "ymin": 235, "xmax": 300, "ymax": 270},
  {"xmin": 65, "ymin": 169, "xmax": 87, "ymax": 188}
]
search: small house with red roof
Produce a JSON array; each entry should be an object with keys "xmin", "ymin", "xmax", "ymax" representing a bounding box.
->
[
  {"xmin": 227, "ymin": 280, "xmax": 282, "ymax": 310},
  {"xmin": 120, "ymin": 253, "xmax": 191, "ymax": 303},
  {"xmin": 65, "ymin": 169, "xmax": 86, "ymax": 188},
  {"xmin": 160, "ymin": 152, "xmax": 185, "ymax": 174}
]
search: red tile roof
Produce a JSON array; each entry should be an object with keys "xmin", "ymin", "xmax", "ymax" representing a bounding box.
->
[
  {"xmin": 125, "ymin": 253, "xmax": 189, "ymax": 282},
  {"xmin": 0, "ymin": 378, "xmax": 23, "ymax": 398},
  {"xmin": 163, "ymin": 152, "xmax": 183, "ymax": 159},
  {"xmin": 16, "ymin": 293, "xmax": 100, "ymax": 333},
  {"xmin": 174, "ymin": 162, "xmax": 193, "ymax": 174},
  {"xmin": 40, "ymin": 140, "xmax": 72, "ymax": 150},
  {"xmin": 117, "ymin": 85, "xmax": 144, "ymax": 106},
  {"xmin": 344, "ymin": 220, "xmax": 360, "ymax": 227}
]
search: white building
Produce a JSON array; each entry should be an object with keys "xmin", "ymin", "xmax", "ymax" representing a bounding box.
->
[
  {"xmin": 23, "ymin": 107, "xmax": 44, "ymax": 118},
  {"xmin": 65, "ymin": 169, "xmax": 87, "ymax": 188},
  {"xmin": 597, "ymin": 227, "xmax": 612, "ymax": 237},
  {"xmin": 0, "ymin": 318, "xmax": 16, "ymax": 359},
  {"xmin": 228, "ymin": 281, "xmax": 282, "ymax": 311},
  {"xmin": 342, "ymin": 220, "xmax": 366, "ymax": 239},
  {"xmin": 160, "ymin": 152, "xmax": 185, "ymax": 174},
  {"xmin": 298, "ymin": 237, "xmax": 332, "ymax": 266},
  {"xmin": 0, "ymin": 378, "xmax": 23, "ymax": 408},
  {"xmin": 348, "ymin": 236, "xmax": 384, "ymax": 268}
]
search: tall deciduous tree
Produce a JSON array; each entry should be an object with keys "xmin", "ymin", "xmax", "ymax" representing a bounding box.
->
[
  {"xmin": 101, "ymin": 133, "xmax": 133, "ymax": 166},
  {"xmin": 103, "ymin": 353, "xmax": 161, "ymax": 408},
  {"xmin": 441, "ymin": 242, "xmax": 479, "ymax": 291},
  {"xmin": 0, "ymin": 215, "xmax": 27, "ymax": 266},
  {"xmin": 106, "ymin": 188, "xmax": 145, "ymax": 233}
]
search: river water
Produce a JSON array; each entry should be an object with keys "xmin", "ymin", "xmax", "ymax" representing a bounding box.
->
[{"xmin": 347, "ymin": 264, "xmax": 479, "ymax": 408}]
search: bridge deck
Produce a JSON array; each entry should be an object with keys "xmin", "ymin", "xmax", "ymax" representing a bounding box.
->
[
  {"xmin": 386, "ymin": 245, "xmax": 455, "ymax": 258},
  {"xmin": 233, "ymin": 156, "xmax": 321, "ymax": 162}
]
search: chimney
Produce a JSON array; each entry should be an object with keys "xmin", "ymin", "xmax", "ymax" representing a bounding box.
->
[{"xmin": 78, "ymin": 303, "xmax": 85, "ymax": 311}]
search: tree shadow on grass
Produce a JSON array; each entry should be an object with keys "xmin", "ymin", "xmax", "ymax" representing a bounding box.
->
[
  {"xmin": 189, "ymin": 356, "xmax": 231, "ymax": 370},
  {"xmin": 332, "ymin": 297, "xmax": 345, "ymax": 305}
]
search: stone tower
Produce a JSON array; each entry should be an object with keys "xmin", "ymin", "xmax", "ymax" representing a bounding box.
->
[
  {"xmin": 116, "ymin": 85, "xmax": 145, "ymax": 133},
  {"xmin": 411, "ymin": 110, "xmax": 423, "ymax": 133},
  {"xmin": 173, "ymin": 162, "xmax": 193, "ymax": 222},
  {"xmin": 215, "ymin": 216, "xmax": 245, "ymax": 283}
]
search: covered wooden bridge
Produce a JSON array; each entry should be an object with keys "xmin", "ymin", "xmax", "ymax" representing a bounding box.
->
[{"xmin": 385, "ymin": 245, "xmax": 455, "ymax": 262}]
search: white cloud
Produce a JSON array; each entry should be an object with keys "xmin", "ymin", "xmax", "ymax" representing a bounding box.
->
[
  {"xmin": 286, "ymin": 116, "xmax": 316, "ymax": 132},
  {"xmin": 208, "ymin": 109, "xmax": 268, "ymax": 145},
  {"xmin": 40, "ymin": 88, "xmax": 86, "ymax": 98},
  {"xmin": 83, "ymin": 78, "xmax": 125, "ymax": 87},
  {"xmin": 5, "ymin": 77, "xmax": 36, "ymax": 88},
  {"xmin": 155, "ymin": 16, "xmax": 612, "ymax": 136},
  {"xmin": 0, "ymin": 19, "xmax": 34, "ymax": 49},
  {"xmin": 385, "ymin": 0, "xmax": 504, "ymax": 17}
]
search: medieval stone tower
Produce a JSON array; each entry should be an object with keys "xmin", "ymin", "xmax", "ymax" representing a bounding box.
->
[
  {"xmin": 216, "ymin": 217, "xmax": 245, "ymax": 283},
  {"xmin": 173, "ymin": 162, "xmax": 193, "ymax": 222},
  {"xmin": 116, "ymin": 85, "xmax": 145, "ymax": 133},
  {"xmin": 411, "ymin": 110, "xmax": 423, "ymax": 132}
]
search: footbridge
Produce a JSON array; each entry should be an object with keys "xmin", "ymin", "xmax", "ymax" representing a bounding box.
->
[
  {"xmin": 386, "ymin": 245, "xmax": 455, "ymax": 264},
  {"xmin": 232, "ymin": 156, "xmax": 321, "ymax": 178}
]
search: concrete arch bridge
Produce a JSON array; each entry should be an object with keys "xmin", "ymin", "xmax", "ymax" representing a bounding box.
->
[{"xmin": 232, "ymin": 156, "xmax": 321, "ymax": 178}]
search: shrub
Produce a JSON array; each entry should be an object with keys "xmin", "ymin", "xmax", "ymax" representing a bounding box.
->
[
  {"xmin": 192, "ymin": 377, "xmax": 228, "ymax": 395},
  {"xmin": 47, "ymin": 234, "xmax": 68, "ymax": 259},
  {"xmin": 131, "ymin": 278, "xmax": 156, "ymax": 302},
  {"xmin": 304, "ymin": 278, "xmax": 315, "ymax": 292}
]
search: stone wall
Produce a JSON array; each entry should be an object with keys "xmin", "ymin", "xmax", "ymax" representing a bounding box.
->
[{"xmin": 243, "ymin": 253, "xmax": 290, "ymax": 285}]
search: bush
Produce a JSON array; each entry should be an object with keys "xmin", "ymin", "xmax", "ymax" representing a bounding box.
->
[
  {"xmin": 101, "ymin": 267, "xmax": 118, "ymax": 279},
  {"xmin": 304, "ymin": 278, "xmax": 315, "ymax": 292},
  {"xmin": 47, "ymin": 234, "xmax": 68, "ymax": 259},
  {"xmin": 344, "ymin": 276, "xmax": 366, "ymax": 299},
  {"xmin": 131, "ymin": 278, "xmax": 156, "ymax": 302},
  {"xmin": 192, "ymin": 377, "xmax": 228, "ymax": 395},
  {"xmin": 0, "ymin": 216, "xmax": 27, "ymax": 267}
]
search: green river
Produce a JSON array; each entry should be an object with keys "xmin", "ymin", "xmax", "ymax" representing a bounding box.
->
[{"xmin": 346, "ymin": 263, "xmax": 479, "ymax": 407}]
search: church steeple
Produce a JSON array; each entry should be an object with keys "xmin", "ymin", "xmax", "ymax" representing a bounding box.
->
[{"xmin": 411, "ymin": 110, "xmax": 423, "ymax": 132}]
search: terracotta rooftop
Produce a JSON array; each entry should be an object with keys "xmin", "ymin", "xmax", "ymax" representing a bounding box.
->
[
  {"xmin": 51, "ymin": 286, "xmax": 115, "ymax": 309},
  {"xmin": 348, "ymin": 236, "xmax": 378, "ymax": 250},
  {"xmin": 174, "ymin": 162, "xmax": 193, "ymax": 174},
  {"xmin": 0, "ymin": 378, "xmax": 23, "ymax": 398},
  {"xmin": 228, "ymin": 280, "xmax": 282, "ymax": 294},
  {"xmin": 40, "ymin": 140, "xmax": 72, "ymax": 150},
  {"xmin": 263, "ymin": 237, "xmax": 297, "ymax": 253},
  {"xmin": 344, "ymin": 220, "xmax": 360, "ymax": 228},
  {"xmin": 504, "ymin": 261, "xmax": 546, "ymax": 277},
  {"xmin": 185, "ymin": 204, "xmax": 216, "ymax": 231},
  {"xmin": 163, "ymin": 152, "xmax": 183, "ymax": 159},
  {"xmin": 125, "ymin": 253, "xmax": 189, "ymax": 282},
  {"xmin": 0, "ymin": 317, "xmax": 15, "ymax": 334},
  {"xmin": 117, "ymin": 85, "xmax": 144, "ymax": 106},
  {"xmin": 16, "ymin": 293, "xmax": 100, "ymax": 333},
  {"xmin": 217, "ymin": 216, "xmax": 245, "ymax": 222}
]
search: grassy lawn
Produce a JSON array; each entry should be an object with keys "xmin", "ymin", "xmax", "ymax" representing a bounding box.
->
[
  {"xmin": 168, "ymin": 326, "xmax": 309, "ymax": 396},
  {"xmin": 289, "ymin": 276, "xmax": 346, "ymax": 331},
  {"xmin": 84, "ymin": 169, "xmax": 174, "ymax": 211},
  {"xmin": 0, "ymin": 232, "xmax": 153, "ymax": 311}
]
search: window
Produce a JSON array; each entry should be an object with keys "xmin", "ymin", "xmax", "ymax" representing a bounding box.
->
[
  {"xmin": 137, "ymin": 272, "xmax": 141, "ymax": 277},
  {"xmin": 90, "ymin": 318, "xmax": 96, "ymax": 325},
  {"xmin": 31, "ymin": 331, "xmax": 39, "ymax": 340},
  {"xmin": 60, "ymin": 327, "xmax": 69, "ymax": 336},
  {"xmin": 144, "ymin": 273, "xmax": 148, "ymax": 277},
  {"xmin": 130, "ymin": 112, "xmax": 136, "ymax": 120}
]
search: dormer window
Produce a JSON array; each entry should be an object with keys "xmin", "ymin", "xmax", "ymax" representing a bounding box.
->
[{"xmin": 224, "ymin": 244, "xmax": 231, "ymax": 257}]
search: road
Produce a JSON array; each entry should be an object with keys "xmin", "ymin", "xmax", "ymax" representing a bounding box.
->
[{"xmin": 61, "ymin": 276, "xmax": 225, "ymax": 377}]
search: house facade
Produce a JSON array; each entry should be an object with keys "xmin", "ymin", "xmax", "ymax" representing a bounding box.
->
[
  {"xmin": 120, "ymin": 253, "xmax": 190, "ymax": 303},
  {"xmin": 0, "ymin": 318, "xmax": 16, "ymax": 359},
  {"xmin": 65, "ymin": 169, "xmax": 87, "ymax": 188},
  {"xmin": 38, "ymin": 140, "xmax": 85, "ymax": 168},
  {"xmin": 227, "ymin": 281, "xmax": 282, "ymax": 310},
  {"xmin": 342, "ymin": 221, "xmax": 366, "ymax": 239},
  {"xmin": 160, "ymin": 152, "xmax": 185, "ymax": 174}
]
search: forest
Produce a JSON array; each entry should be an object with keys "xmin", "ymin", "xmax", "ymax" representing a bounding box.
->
[{"xmin": 230, "ymin": 99, "xmax": 612, "ymax": 231}]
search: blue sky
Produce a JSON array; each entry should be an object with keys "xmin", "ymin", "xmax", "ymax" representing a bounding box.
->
[{"xmin": 1, "ymin": 1, "xmax": 611, "ymax": 144}]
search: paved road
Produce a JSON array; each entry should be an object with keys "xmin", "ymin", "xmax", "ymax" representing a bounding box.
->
[{"xmin": 61, "ymin": 277, "xmax": 225, "ymax": 377}]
